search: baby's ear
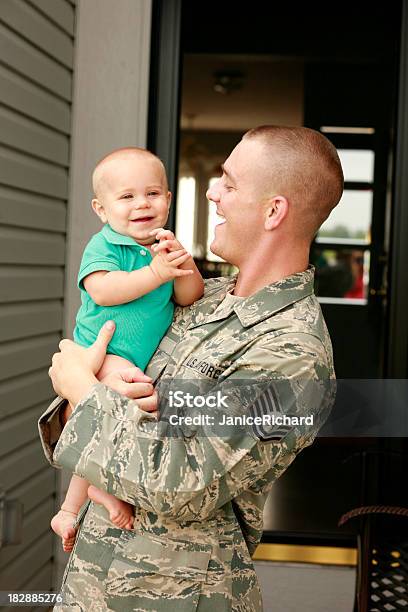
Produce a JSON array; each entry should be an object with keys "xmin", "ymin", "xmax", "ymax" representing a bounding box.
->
[
  {"xmin": 167, "ymin": 191, "xmax": 172, "ymax": 207},
  {"xmin": 91, "ymin": 198, "xmax": 107, "ymax": 223}
]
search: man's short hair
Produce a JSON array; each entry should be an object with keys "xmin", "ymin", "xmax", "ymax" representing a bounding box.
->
[
  {"xmin": 243, "ymin": 126, "xmax": 344, "ymax": 239},
  {"xmin": 92, "ymin": 147, "xmax": 167, "ymax": 197}
]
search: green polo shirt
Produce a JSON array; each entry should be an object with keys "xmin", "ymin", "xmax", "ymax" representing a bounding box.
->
[{"xmin": 73, "ymin": 224, "xmax": 174, "ymax": 370}]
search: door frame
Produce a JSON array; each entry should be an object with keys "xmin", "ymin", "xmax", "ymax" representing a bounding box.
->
[
  {"xmin": 387, "ymin": 0, "xmax": 408, "ymax": 378},
  {"xmin": 148, "ymin": 0, "xmax": 183, "ymax": 231}
]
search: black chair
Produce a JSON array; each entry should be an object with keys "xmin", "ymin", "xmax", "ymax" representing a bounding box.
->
[{"xmin": 339, "ymin": 505, "xmax": 408, "ymax": 612}]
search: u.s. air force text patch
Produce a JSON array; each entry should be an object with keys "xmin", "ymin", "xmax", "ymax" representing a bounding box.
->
[{"xmin": 184, "ymin": 356, "xmax": 226, "ymax": 380}]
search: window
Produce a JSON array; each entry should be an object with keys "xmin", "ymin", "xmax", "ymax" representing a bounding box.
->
[
  {"xmin": 313, "ymin": 132, "xmax": 375, "ymax": 305},
  {"xmin": 175, "ymin": 177, "xmax": 196, "ymax": 255},
  {"xmin": 318, "ymin": 190, "xmax": 372, "ymax": 243}
]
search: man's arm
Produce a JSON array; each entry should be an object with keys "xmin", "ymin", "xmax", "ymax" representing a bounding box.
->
[
  {"xmin": 44, "ymin": 337, "xmax": 333, "ymax": 522},
  {"xmin": 39, "ymin": 362, "xmax": 156, "ymax": 465},
  {"xmin": 172, "ymin": 255, "xmax": 204, "ymax": 306}
]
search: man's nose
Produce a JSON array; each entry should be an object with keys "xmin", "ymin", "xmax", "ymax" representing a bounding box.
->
[{"xmin": 206, "ymin": 180, "xmax": 220, "ymax": 202}]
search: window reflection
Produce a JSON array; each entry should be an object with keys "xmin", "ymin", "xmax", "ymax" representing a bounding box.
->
[
  {"xmin": 337, "ymin": 149, "xmax": 375, "ymax": 183},
  {"xmin": 313, "ymin": 248, "xmax": 370, "ymax": 302},
  {"xmin": 320, "ymin": 126, "xmax": 375, "ymax": 135},
  {"xmin": 318, "ymin": 190, "xmax": 373, "ymax": 243},
  {"xmin": 175, "ymin": 177, "xmax": 196, "ymax": 255}
]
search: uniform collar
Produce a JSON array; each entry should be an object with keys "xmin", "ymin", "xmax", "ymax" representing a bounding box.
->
[
  {"xmin": 191, "ymin": 266, "xmax": 315, "ymax": 329},
  {"xmin": 102, "ymin": 223, "xmax": 149, "ymax": 249},
  {"xmin": 234, "ymin": 265, "xmax": 315, "ymax": 327},
  {"xmin": 188, "ymin": 276, "xmax": 237, "ymax": 328}
]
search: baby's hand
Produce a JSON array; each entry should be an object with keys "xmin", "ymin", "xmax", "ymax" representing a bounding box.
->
[
  {"xmin": 149, "ymin": 248, "xmax": 194, "ymax": 284},
  {"xmin": 149, "ymin": 228, "xmax": 185, "ymax": 255},
  {"xmin": 150, "ymin": 228, "xmax": 203, "ymax": 306}
]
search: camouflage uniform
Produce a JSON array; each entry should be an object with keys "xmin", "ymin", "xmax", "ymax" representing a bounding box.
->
[{"xmin": 39, "ymin": 266, "xmax": 335, "ymax": 611}]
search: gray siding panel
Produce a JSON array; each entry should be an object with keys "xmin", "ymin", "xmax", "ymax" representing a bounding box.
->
[
  {"xmin": 0, "ymin": 21, "xmax": 71, "ymax": 100},
  {"xmin": 0, "ymin": 63, "xmax": 71, "ymax": 133},
  {"xmin": 0, "ymin": 146, "xmax": 67, "ymax": 197},
  {"xmin": 0, "ymin": 0, "xmax": 74, "ymax": 68},
  {"xmin": 0, "ymin": 440, "xmax": 49, "ymax": 491},
  {"xmin": 0, "ymin": 371, "xmax": 54, "ymax": 420},
  {"xmin": 9, "ymin": 468, "xmax": 55, "ymax": 514},
  {"xmin": 0, "ymin": 403, "xmax": 46, "ymax": 458},
  {"xmin": 27, "ymin": 0, "xmax": 75, "ymax": 37},
  {"xmin": 0, "ymin": 104, "xmax": 69, "ymax": 165},
  {"xmin": 0, "ymin": 227, "xmax": 65, "ymax": 265},
  {"xmin": 0, "ymin": 533, "xmax": 54, "ymax": 589},
  {"xmin": 0, "ymin": 334, "xmax": 60, "ymax": 382},
  {"xmin": 0, "ymin": 186, "xmax": 66, "ymax": 232},
  {"xmin": 0, "ymin": 300, "xmax": 62, "ymax": 343},
  {"xmin": 0, "ymin": 497, "xmax": 54, "ymax": 571},
  {"xmin": 0, "ymin": 266, "xmax": 64, "ymax": 303},
  {"xmin": 0, "ymin": 0, "xmax": 75, "ymax": 592}
]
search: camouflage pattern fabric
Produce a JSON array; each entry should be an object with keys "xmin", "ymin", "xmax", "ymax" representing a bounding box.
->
[{"xmin": 38, "ymin": 266, "xmax": 335, "ymax": 611}]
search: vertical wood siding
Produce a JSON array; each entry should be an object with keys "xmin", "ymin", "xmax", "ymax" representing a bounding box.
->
[{"xmin": 0, "ymin": 0, "xmax": 75, "ymax": 603}]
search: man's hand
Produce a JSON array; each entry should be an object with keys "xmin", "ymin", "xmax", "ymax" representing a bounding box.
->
[
  {"xmin": 101, "ymin": 367, "xmax": 158, "ymax": 415},
  {"xmin": 49, "ymin": 321, "xmax": 116, "ymax": 406}
]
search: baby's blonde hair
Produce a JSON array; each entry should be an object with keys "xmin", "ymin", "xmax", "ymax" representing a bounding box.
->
[{"xmin": 92, "ymin": 147, "xmax": 167, "ymax": 197}]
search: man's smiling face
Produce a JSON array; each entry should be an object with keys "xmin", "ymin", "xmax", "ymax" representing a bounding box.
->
[{"xmin": 206, "ymin": 138, "xmax": 270, "ymax": 266}]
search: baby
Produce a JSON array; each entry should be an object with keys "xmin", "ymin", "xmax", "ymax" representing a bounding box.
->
[{"xmin": 51, "ymin": 147, "xmax": 204, "ymax": 551}]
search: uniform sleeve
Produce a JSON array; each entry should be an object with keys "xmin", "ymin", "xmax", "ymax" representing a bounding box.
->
[
  {"xmin": 37, "ymin": 395, "xmax": 66, "ymax": 466},
  {"xmin": 78, "ymin": 233, "xmax": 121, "ymax": 288},
  {"xmin": 45, "ymin": 335, "xmax": 334, "ymax": 522}
]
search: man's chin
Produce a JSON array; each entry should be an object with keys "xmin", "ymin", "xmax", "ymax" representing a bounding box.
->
[
  {"xmin": 209, "ymin": 241, "xmax": 222, "ymax": 259},
  {"xmin": 210, "ymin": 242, "xmax": 240, "ymax": 268}
]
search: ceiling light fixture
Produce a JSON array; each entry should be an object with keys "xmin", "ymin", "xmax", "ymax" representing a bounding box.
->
[{"xmin": 213, "ymin": 71, "xmax": 245, "ymax": 95}]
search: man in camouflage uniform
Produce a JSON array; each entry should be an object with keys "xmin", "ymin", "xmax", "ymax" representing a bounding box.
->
[{"xmin": 40, "ymin": 126, "xmax": 343, "ymax": 611}]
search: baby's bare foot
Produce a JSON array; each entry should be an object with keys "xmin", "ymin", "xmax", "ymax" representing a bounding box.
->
[
  {"xmin": 88, "ymin": 485, "xmax": 134, "ymax": 529},
  {"xmin": 51, "ymin": 509, "xmax": 77, "ymax": 553}
]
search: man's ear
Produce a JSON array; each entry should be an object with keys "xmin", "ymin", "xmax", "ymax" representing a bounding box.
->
[
  {"xmin": 91, "ymin": 198, "xmax": 108, "ymax": 223},
  {"xmin": 264, "ymin": 195, "xmax": 289, "ymax": 231}
]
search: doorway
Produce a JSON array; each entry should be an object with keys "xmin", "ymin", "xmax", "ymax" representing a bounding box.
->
[{"xmin": 149, "ymin": 0, "xmax": 403, "ymax": 543}]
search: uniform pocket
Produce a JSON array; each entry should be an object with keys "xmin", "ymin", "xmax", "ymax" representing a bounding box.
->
[{"xmin": 106, "ymin": 532, "xmax": 212, "ymax": 611}]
